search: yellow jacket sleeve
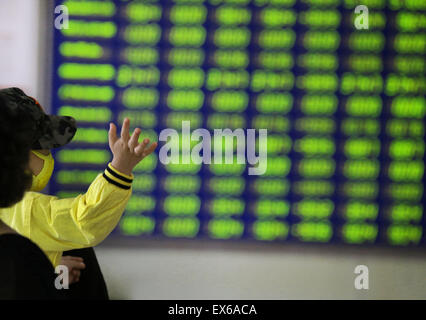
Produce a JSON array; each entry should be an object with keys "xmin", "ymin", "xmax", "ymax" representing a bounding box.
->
[{"xmin": 0, "ymin": 164, "xmax": 133, "ymax": 267}]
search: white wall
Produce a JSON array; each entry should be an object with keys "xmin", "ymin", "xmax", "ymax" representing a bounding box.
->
[
  {"xmin": 0, "ymin": 0, "xmax": 41, "ymax": 97},
  {"xmin": 95, "ymin": 240, "xmax": 426, "ymax": 299},
  {"xmin": 1, "ymin": 0, "xmax": 425, "ymax": 300}
]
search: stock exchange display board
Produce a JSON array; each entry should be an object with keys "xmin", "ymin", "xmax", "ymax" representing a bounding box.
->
[{"xmin": 50, "ymin": 0, "xmax": 426, "ymax": 247}]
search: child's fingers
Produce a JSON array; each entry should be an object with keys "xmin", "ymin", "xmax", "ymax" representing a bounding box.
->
[
  {"xmin": 65, "ymin": 256, "xmax": 84, "ymax": 262},
  {"xmin": 72, "ymin": 257, "xmax": 84, "ymax": 262},
  {"xmin": 138, "ymin": 141, "xmax": 158, "ymax": 158},
  {"xmin": 120, "ymin": 118, "xmax": 131, "ymax": 142},
  {"xmin": 128, "ymin": 128, "xmax": 141, "ymax": 151},
  {"xmin": 62, "ymin": 256, "xmax": 84, "ymax": 265},
  {"xmin": 145, "ymin": 141, "xmax": 158, "ymax": 156},
  {"xmin": 71, "ymin": 270, "xmax": 81, "ymax": 283},
  {"xmin": 134, "ymin": 138, "xmax": 150, "ymax": 156},
  {"xmin": 108, "ymin": 123, "xmax": 118, "ymax": 147},
  {"xmin": 67, "ymin": 260, "xmax": 86, "ymax": 270}
]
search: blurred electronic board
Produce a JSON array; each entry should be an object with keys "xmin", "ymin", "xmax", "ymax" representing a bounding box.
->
[{"xmin": 50, "ymin": 0, "xmax": 425, "ymax": 247}]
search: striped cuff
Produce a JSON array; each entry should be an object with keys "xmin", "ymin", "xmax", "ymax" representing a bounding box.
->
[{"xmin": 102, "ymin": 163, "xmax": 134, "ymax": 190}]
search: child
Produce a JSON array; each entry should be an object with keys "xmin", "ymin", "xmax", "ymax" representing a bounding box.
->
[
  {"xmin": 0, "ymin": 92, "xmax": 64, "ymax": 299},
  {"xmin": 0, "ymin": 87, "xmax": 157, "ymax": 268}
]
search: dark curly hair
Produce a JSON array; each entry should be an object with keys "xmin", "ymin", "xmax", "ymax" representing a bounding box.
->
[{"xmin": 0, "ymin": 94, "xmax": 34, "ymax": 208}]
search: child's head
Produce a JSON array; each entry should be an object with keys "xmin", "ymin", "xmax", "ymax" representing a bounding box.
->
[
  {"xmin": 0, "ymin": 94, "xmax": 34, "ymax": 207},
  {"xmin": 0, "ymin": 87, "xmax": 77, "ymax": 149},
  {"xmin": 0, "ymin": 87, "xmax": 78, "ymax": 196}
]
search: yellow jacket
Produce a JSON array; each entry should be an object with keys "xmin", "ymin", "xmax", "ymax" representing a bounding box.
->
[{"xmin": 0, "ymin": 163, "xmax": 133, "ymax": 267}]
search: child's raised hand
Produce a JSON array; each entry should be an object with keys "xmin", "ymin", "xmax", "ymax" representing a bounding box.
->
[{"xmin": 108, "ymin": 118, "xmax": 157, "ymax": 175}]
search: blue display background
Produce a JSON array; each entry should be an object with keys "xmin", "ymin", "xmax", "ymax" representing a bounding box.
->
[{"xmin": 50, "ymin": 0, "xmax": 425, "ymax": 247}]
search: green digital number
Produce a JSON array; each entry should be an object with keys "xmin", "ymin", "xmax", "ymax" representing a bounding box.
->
[
  {"xmin": 162, "ymin": 217, "xmax": 199, "ymax": 238},
  {"xmin": 120, "ymin": 215, "xmax": 155, "ymax": 236},
  {"xmin": 252, "ymin": 220, "xmax": 289, "ymax": 241},
  {"xmin": 208, "ymin": 219, "xmax": 244, "ymax": 239}
]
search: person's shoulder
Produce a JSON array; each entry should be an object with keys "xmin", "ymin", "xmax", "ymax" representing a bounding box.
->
[
  {"xmin": 0, "ymin": 233, "xmax": 52, "ymax": 268},
  {"xmin": 0, "ymin": 191, "xmax": 42, "ymax": 211},
  {"xmin": 0, "ymin": 233, "xmax": 66, "ymax": 300},
  {"xmin": 0, "ymin": 233, "xmax": 39, "ymax": 255},
  {"xmin": 0, "ymin": 233, "xmax": 32, "ymax": 248},
  {"xmin": 23, "ymin": 191, "xmax": 48, "ymax": 199},
  {"xmin": 9, "ymin": 191, "xmax": 58, "ymax": 207},
  {"xmin": 0, "ymin": 234, "xmax": 38, "ymax": 275}
]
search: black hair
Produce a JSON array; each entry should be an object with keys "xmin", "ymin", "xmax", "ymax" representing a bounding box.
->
[{"xmin": 0, "ymin": 95, "xmax": 34, "ymax": 208}]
